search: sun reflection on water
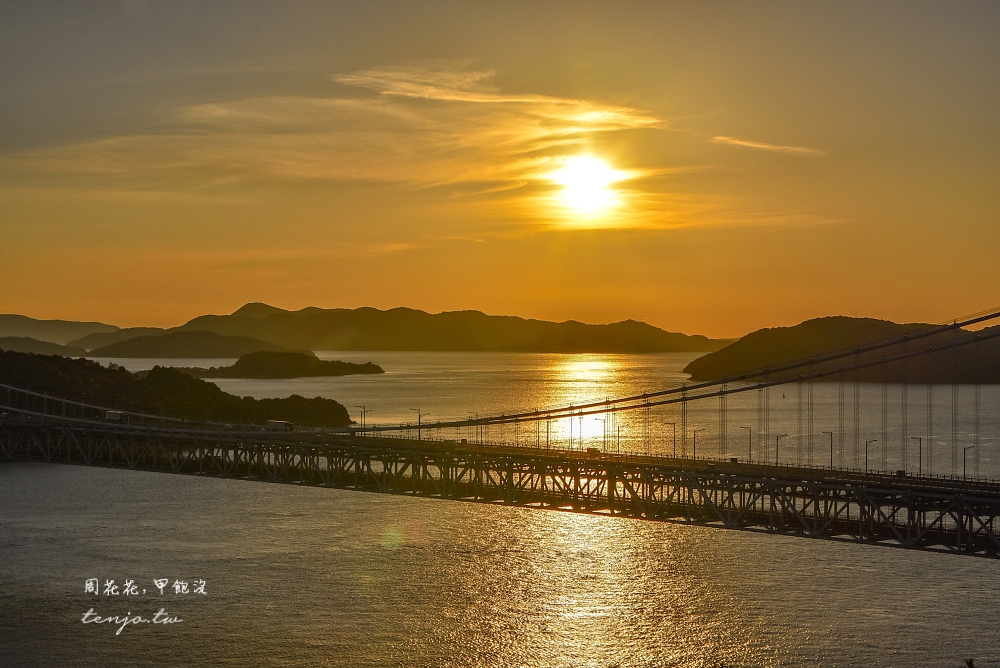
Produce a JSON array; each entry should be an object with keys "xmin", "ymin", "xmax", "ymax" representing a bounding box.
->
[
  {"xmin": 510, "ymin": 507, "xmax": 762, "ymax": 667},
  {"xmin": 541, "ymin": 355, "xmax": 631, "ymax": 449},
  {"xmin": 552, "ymin": 357, "xmax": 613, "ymax": 385}
]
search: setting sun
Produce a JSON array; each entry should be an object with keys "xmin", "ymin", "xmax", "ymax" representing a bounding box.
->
[{"xmin": 548, "ymin": 156, "xmax": 627, "ymax": 215}]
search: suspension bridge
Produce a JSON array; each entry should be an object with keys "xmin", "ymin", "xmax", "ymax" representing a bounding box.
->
[{"xmin": 3, "ymin": 308, "xmax": 1000, "ymax": 557}]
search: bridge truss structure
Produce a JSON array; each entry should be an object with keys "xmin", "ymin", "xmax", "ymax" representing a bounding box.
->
[{"xmin": 3, "ymin": 414, "xmax": 1000, "ymax": 557}]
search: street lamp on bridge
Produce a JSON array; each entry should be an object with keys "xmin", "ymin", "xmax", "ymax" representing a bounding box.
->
[
  {"xmin": 964, "ymin": 445, "xmax": 976, "ymax": 481},
  {"xmin": 822, "ymin": 431, "xmax": 834, "ymax": 468},
  {"xmin": 692, "ymin": 429, "xmax": 705, "ymax": 460},
  {"xmin": 775, "ymin": 434, "xmax": 788, "ymax": 466},
  {"xmin": 354, "ymin": 405, "xmax": 368, "ymax": 432},
  {"xmin": 467, "ymin": 412, "xmax": 479, "ymax": 444},
  {"xmin": 910, "ymin": 436, "xmax": 923, "ymax": 476},
  {"xmin": 664, "ymin": 422, "xmax": 677, "ymax": 458},
  {"xmin": 740, "ymin": 426, "xmax": 752, "ymax": 463},
  {"xmin": 865, "ymin": 439, "xmax": 878, "ymax": 472},
  {"xmin": 409, "ymin": 408, "xmax": 425, "ymax": 441}
]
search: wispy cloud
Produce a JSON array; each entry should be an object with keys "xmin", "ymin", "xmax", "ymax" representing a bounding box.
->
[
  {"xmin": 4, "ymin": 64, "xmax": 658, "ymax": 190},
  {"xmin": 0, "ymin": 63, "xmax": 834, "ymax": 231},
  {"xmin": 711, "ymin": 135, "xmax": 824, "ymax": 157},
  {"xmin": 333, "ymin": 63, "xmax": 658, "ymax": 130}
]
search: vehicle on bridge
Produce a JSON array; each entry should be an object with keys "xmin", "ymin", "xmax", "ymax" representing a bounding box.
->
[
  {"xmin": 103, "ymin": 410, "xmax": 128, "ymax": 424},
  {"xmin": 266, "ymin": 419, "xmax": 295, "ymax": 432}
]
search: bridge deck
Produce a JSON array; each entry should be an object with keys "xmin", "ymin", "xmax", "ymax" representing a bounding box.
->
[{"xmin": 4, "ymin": 415, "xmax": 1000, "ymax": 557}]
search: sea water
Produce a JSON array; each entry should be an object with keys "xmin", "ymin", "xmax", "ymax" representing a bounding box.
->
[{"xmin": 4, "ymin": 352, "xmax": 996, "ymax": 666}]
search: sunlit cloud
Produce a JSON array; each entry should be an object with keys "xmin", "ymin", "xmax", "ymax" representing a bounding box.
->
[
  {"xmin": 4, "ymin": 65, "xmax": 657, "ymax": 188},
  {"xmin": 333, "ymin": 63, "xmax": 658, "ymax": 130},
  {"xmin": 0, "ymin": 62, "xmax": 832, "ymax": 232},
  {"xmin": 711, "ymin": 135, "xmax": 824, "ymax": 157}
]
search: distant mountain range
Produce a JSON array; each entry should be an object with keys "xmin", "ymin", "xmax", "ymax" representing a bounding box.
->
[
  {"xmin": 4, "ymin": 307, "xmax": 999, "ymax": 383},
  {"xmin": 2, "ymin": 303, "xmax": 731, "ymax": 355},
  {"xmin": 71, "ymin": 327, "xmax": 166, "ymax": 350},
  {"xmin": 170, "ymin": 303, "xmax": 728, "ymax": 353},
  {"xmin": 0, "ymin": 314, "xmax": 117, "ymax": 345},
  {"xmin": 683, "ymin": 316, "xmax": 1000, "ymax": 384},
  {"xmin": 87, "ymin": 331, "xmax": 290, "ymax": 358},
  {"xmin": 0, "ymin": 337, "xmax": 86, "ymax": 357}
]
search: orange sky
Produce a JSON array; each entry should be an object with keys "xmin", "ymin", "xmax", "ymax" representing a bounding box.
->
[{"xmin": 2, "ymin": 3, "xmax": 998, "ymax": 338}]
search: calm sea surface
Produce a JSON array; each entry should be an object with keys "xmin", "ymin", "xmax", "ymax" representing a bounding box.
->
[{"xmin": 3, "ymin": 352, "xmax": 999, "ymax": 666}]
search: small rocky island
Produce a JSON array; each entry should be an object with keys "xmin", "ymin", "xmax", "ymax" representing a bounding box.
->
[{"xmin": 172, "ymin": 351, "xmax": 384, "ymax": 379}]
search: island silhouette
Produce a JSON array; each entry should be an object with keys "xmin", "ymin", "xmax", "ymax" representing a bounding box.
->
[
  {"xmin": 684, "ymin": 316, "xmax": 1000, "ymax": 384},
  {"xmin": 171, "ymin": 351, "xmax": 384, "ymax": 379},
  {"xmin": 0, "ymin": 350, "xmax": 352, "ymax": 427}
]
